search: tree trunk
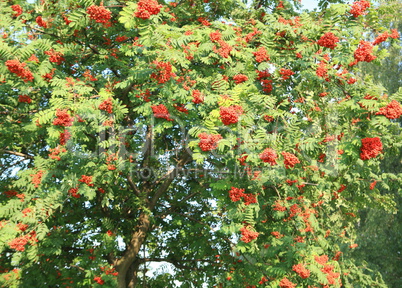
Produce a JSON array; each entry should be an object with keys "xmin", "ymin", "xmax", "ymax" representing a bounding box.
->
[
  {"xmin": 115, "ymin": 212, "xmax": 151, "ymax": 288},
  {"xmin": 115, "ymin": 153, "xmax": 191, "ymax": 287},
  {"xmin": 126, "ymin": 260, "xmax": 140, "ymax": 288}
]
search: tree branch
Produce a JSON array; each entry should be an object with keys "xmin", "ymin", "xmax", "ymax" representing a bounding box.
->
[
  {"xmin": 107, "ymin": 252, "xmax": 116, "ymax": 265},
  {"xmin": 140, "ymin": 125, "xmax": 153, "ymax": 169},
  {"xmin": 29, "ymin": 27, "xmax": 59, "ymax": 38},
  {"xmin": 148, "ymin": 152, "xmax": 192, "ymax": 210},
  {"xmin": 70, "ymin": 264, "xmax": 85, "ymax": 271},
  {"xmin": 1, "ymin": 149, "xmax": 34, "ymax": 159},
  {"xmin": 127, "ymin": 173, "xmax": 141, "ymax": 197},
  {"xmin": 181, "ymin": 191, "xmax": 200, "ymax": 203}
]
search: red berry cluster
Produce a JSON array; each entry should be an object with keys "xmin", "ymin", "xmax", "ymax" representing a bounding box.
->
[
  {"xmin": 317, "ymin": 32, "xmax": 339, "ymax": 49},
  {"xmin": 18, "ymin": 95, "xmax": 32, "ymax": 103},
  {"xmin": 59, "ymin": 130, "xmax": 71, "ymax": 145},
  {"xmin": 134, "ymin": 0, "xmax": 163, "ymax": 20},
  {"xmin": 259, "ymin": 276, "xmax": 269, "ymax": 285},
  {"xmin": 22, "ymin": 208, "xmax": 32, "ymax": 217},
  {"xmin": 78, "ymin": 175, "xmax": 94, "ymax": 187},
  {"xmin": 63, "ymin": 16, "xmax": 72, "ymax": 25},
  {"xmin": 273, "ymin": 200, "xmax": 287, "ymax": 211},
  {"xmin": 36, "ymin": 16, "xmax": 47, "ymax": 28},
  {"xmin": 17, "ymin": 223, "xmax": 28, "ymax": 232},
  {"xmin": 243, "ymin": 193, "xmax": 257, "ymax": 205},
  {"xmin": 244, "ymin": 27, "xmax": 262, "ymax": 43},
  {"xmin": 281, "ymin": 152, "xmax": 300, "ymax": 168},
  {"xmin": 3, "ymin": 190, "xmax": 18, "ymax": 198},
  {"xmin": 349, "ymin": 0, "xmax": 370, "ymax": 17},
  {"xmin": 322, "ymin": 264, "xmax": 341, "ymax": 285},
  {"xmin": 44, "ymin": 49, "xmax": 65, "ymax": 65},
  {"xmin": 173, "ymin": 103, "xmax": 188, "ymax": 114},
  {"xmin": 99, "ymin": 98, "xmax": 113, "ymax": 114},
  {"xmin": 253, "ymin": 46, "xmax": 270, "ymax": 63},
  {"xmin": 86, "ymin": 5, "xmax": 112, "ymax": 23},
  {"xmin": 197, "ymin": 17, "xmax": 211, "ymax": 26},
  {"xmin": 316, "ymin": 60, "xmax": 328, "ymax": 80},
  {"xmin": 233, "ymin": 74, "xmax": 248, "ymax": 84},
  {"xmin": 350, "ymin": 40, "xmax": 376, "ymax": 66},
  {"xmin": 11, "ymin": 5, "xmax": 23, "ymax": 17},
  {"xmin": 42, "ymin": 69, "xmax": 56, "ymax": 81},
  {"xmin": 53, "ymin": 109, "xmax": 73, "ymax": 127},
  {"xmin": 228, "ymin": 187, "xmax": 257, "ymax": 205},
  {"xmin": 150, "ymin": 61, "xmax": 175, "ymax": 84},
  {"xmin": 198, "ymin": 133, "xmax": 222, "ymax": 151},
  {"xmin": 292, "ymin": 263, "xmax": 310, "ymax": 279},
  {"xmin": 68, "ymin": 187, "xmax": 80, "ymax": 198},
  {"xmin": 257, "ymin": 70, "xmax": 272, "ymax": 94},
  {"xmin": 93, "ymin": 276, "xmax": 105, "ymax": 285},
  {"xmin": 100, "ymin": 266, "xmax": 118, "ymax": 276},
  {"xmin": 28, "ymin": 54, "xmax": 39, "ymax": 63},
  {"xmin": 373, "ymin": 29, "xmax": 400, "ymax": 45},
  {"xmin": 240, "ymin": 226, "xmax": 259, "ymax": 243},
  {"xmin": 337, "ymin": 184, "xmax": 347, "ymax": 195},
  {"xmin": 219, "ymin": 105, "xmax": 243, "ymax": 125},
  {"xmin": 209, "ymin": 30, "xmax": 222, "ymax": 42},
  {"xmin": 259, "ymin": 148, "xmax": 278, "ymax": 165},
  {"xmin": 5, "ymin": 59, "xmax": 34, "ymax": 82},
  {"xmin": 237, "ymin": 153, "xmax": 248, "ymax": 166},
  {"xmin": 135, "ymin": 89, "xmax": 151, "ymax": 102},
  {"xmin": 213, "ymin": 40, "xmax": 233, "ymax": 58},
  {"xmin": 48, "ymin": 146, "xmax": 66, "ymax": 161},
  {"xmin": 8, "ymin": 232, "xmax": 37, "ymax": 252},
  {"xmin": 315, "ymin": 255, "xmax": 341, "ymax": 285},
  {"xmin": 151, "ymin": 104, "xmax": 173, "ymax": 121},
  {"xmin": 288, "ymin": 203, "xmax": 302, "ymax": 219},
  {"xmin": 278, "ymin": 16, "xmax": 301, "ymax": 27},
  {"xmin": 83, "ymin": 69, "xmax": 97, "ymax": 81},
  {"xmin": 30, "ymin": 170, "xmax": 44, "ymax": 188},
  {"xmin": 279, "ymin": 68, "xmax": 294, "ymax": 80},
  {"xmin": 116, "ymin": 36, "xmax": 129, "ymax": 42},
  {"xmin": 228, "ymin": 187, "xmax": 245, "ymax": 202},
  {"xmin": 360, "ymin": 137, "xmax": 382, "ymax": 160},
  {"xmin": 276, "ymin": 1, "xmax": 285, "ymax": 10},
  {"xmin": 279, "ymin": 277, "xmax": 296, "ymax": 288},
  {"xmin": 191, "ymin": 89, "xmax": 204, "ymax": 104},
  {"xmin": 264, "ymin": 115, "xmax": 274, "ymax": 122},
  {"xmin": 389, "ymin": 29, "xmax": 400, "ymax": 40},
  {"xmin": 376, "ymin": 100, "xmax": 402, "ymax": 119},
  {"xmin": 372, "ymin": 32, "xmax": 389, "ymax": 46},
  {"xmin": 315, "ymin": 255, "xmax": 328, "ymax": 265}
]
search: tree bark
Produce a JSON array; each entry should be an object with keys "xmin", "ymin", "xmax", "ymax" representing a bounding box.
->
[
  {"xmin": 115, "ymin": 212, "xmax": 151, "ymax": 288},
  {"xmin": 126, "ymin": 259, "xmax": 140, "ymax": 288}
]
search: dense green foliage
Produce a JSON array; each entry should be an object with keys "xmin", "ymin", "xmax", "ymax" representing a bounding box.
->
[
  {"xmin": 352, "ymin": 1, "xmax": 402, "ymax": 287},
  {"xmin": 0, "ymin": 0, "xmax": 401, "ymax": 287}
]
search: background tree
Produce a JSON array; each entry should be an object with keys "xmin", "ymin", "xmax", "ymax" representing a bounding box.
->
[{"xmin": 0, "ymin": 1, "xmax": 401, "ymax": 288}]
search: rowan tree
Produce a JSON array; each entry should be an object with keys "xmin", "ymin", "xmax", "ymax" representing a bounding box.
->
[
  {"xmin": 352, "ymin": 1, "xmax": 402, "ymax": 286},
  {"xmin": 0, "ymin": 0, "xmax": 401, "ymax": 288}
]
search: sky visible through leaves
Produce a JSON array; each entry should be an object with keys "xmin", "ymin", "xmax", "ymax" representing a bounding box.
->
[{"xmin": 302, "ymin": 0, "xmax": 319, "ymax": 10}]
